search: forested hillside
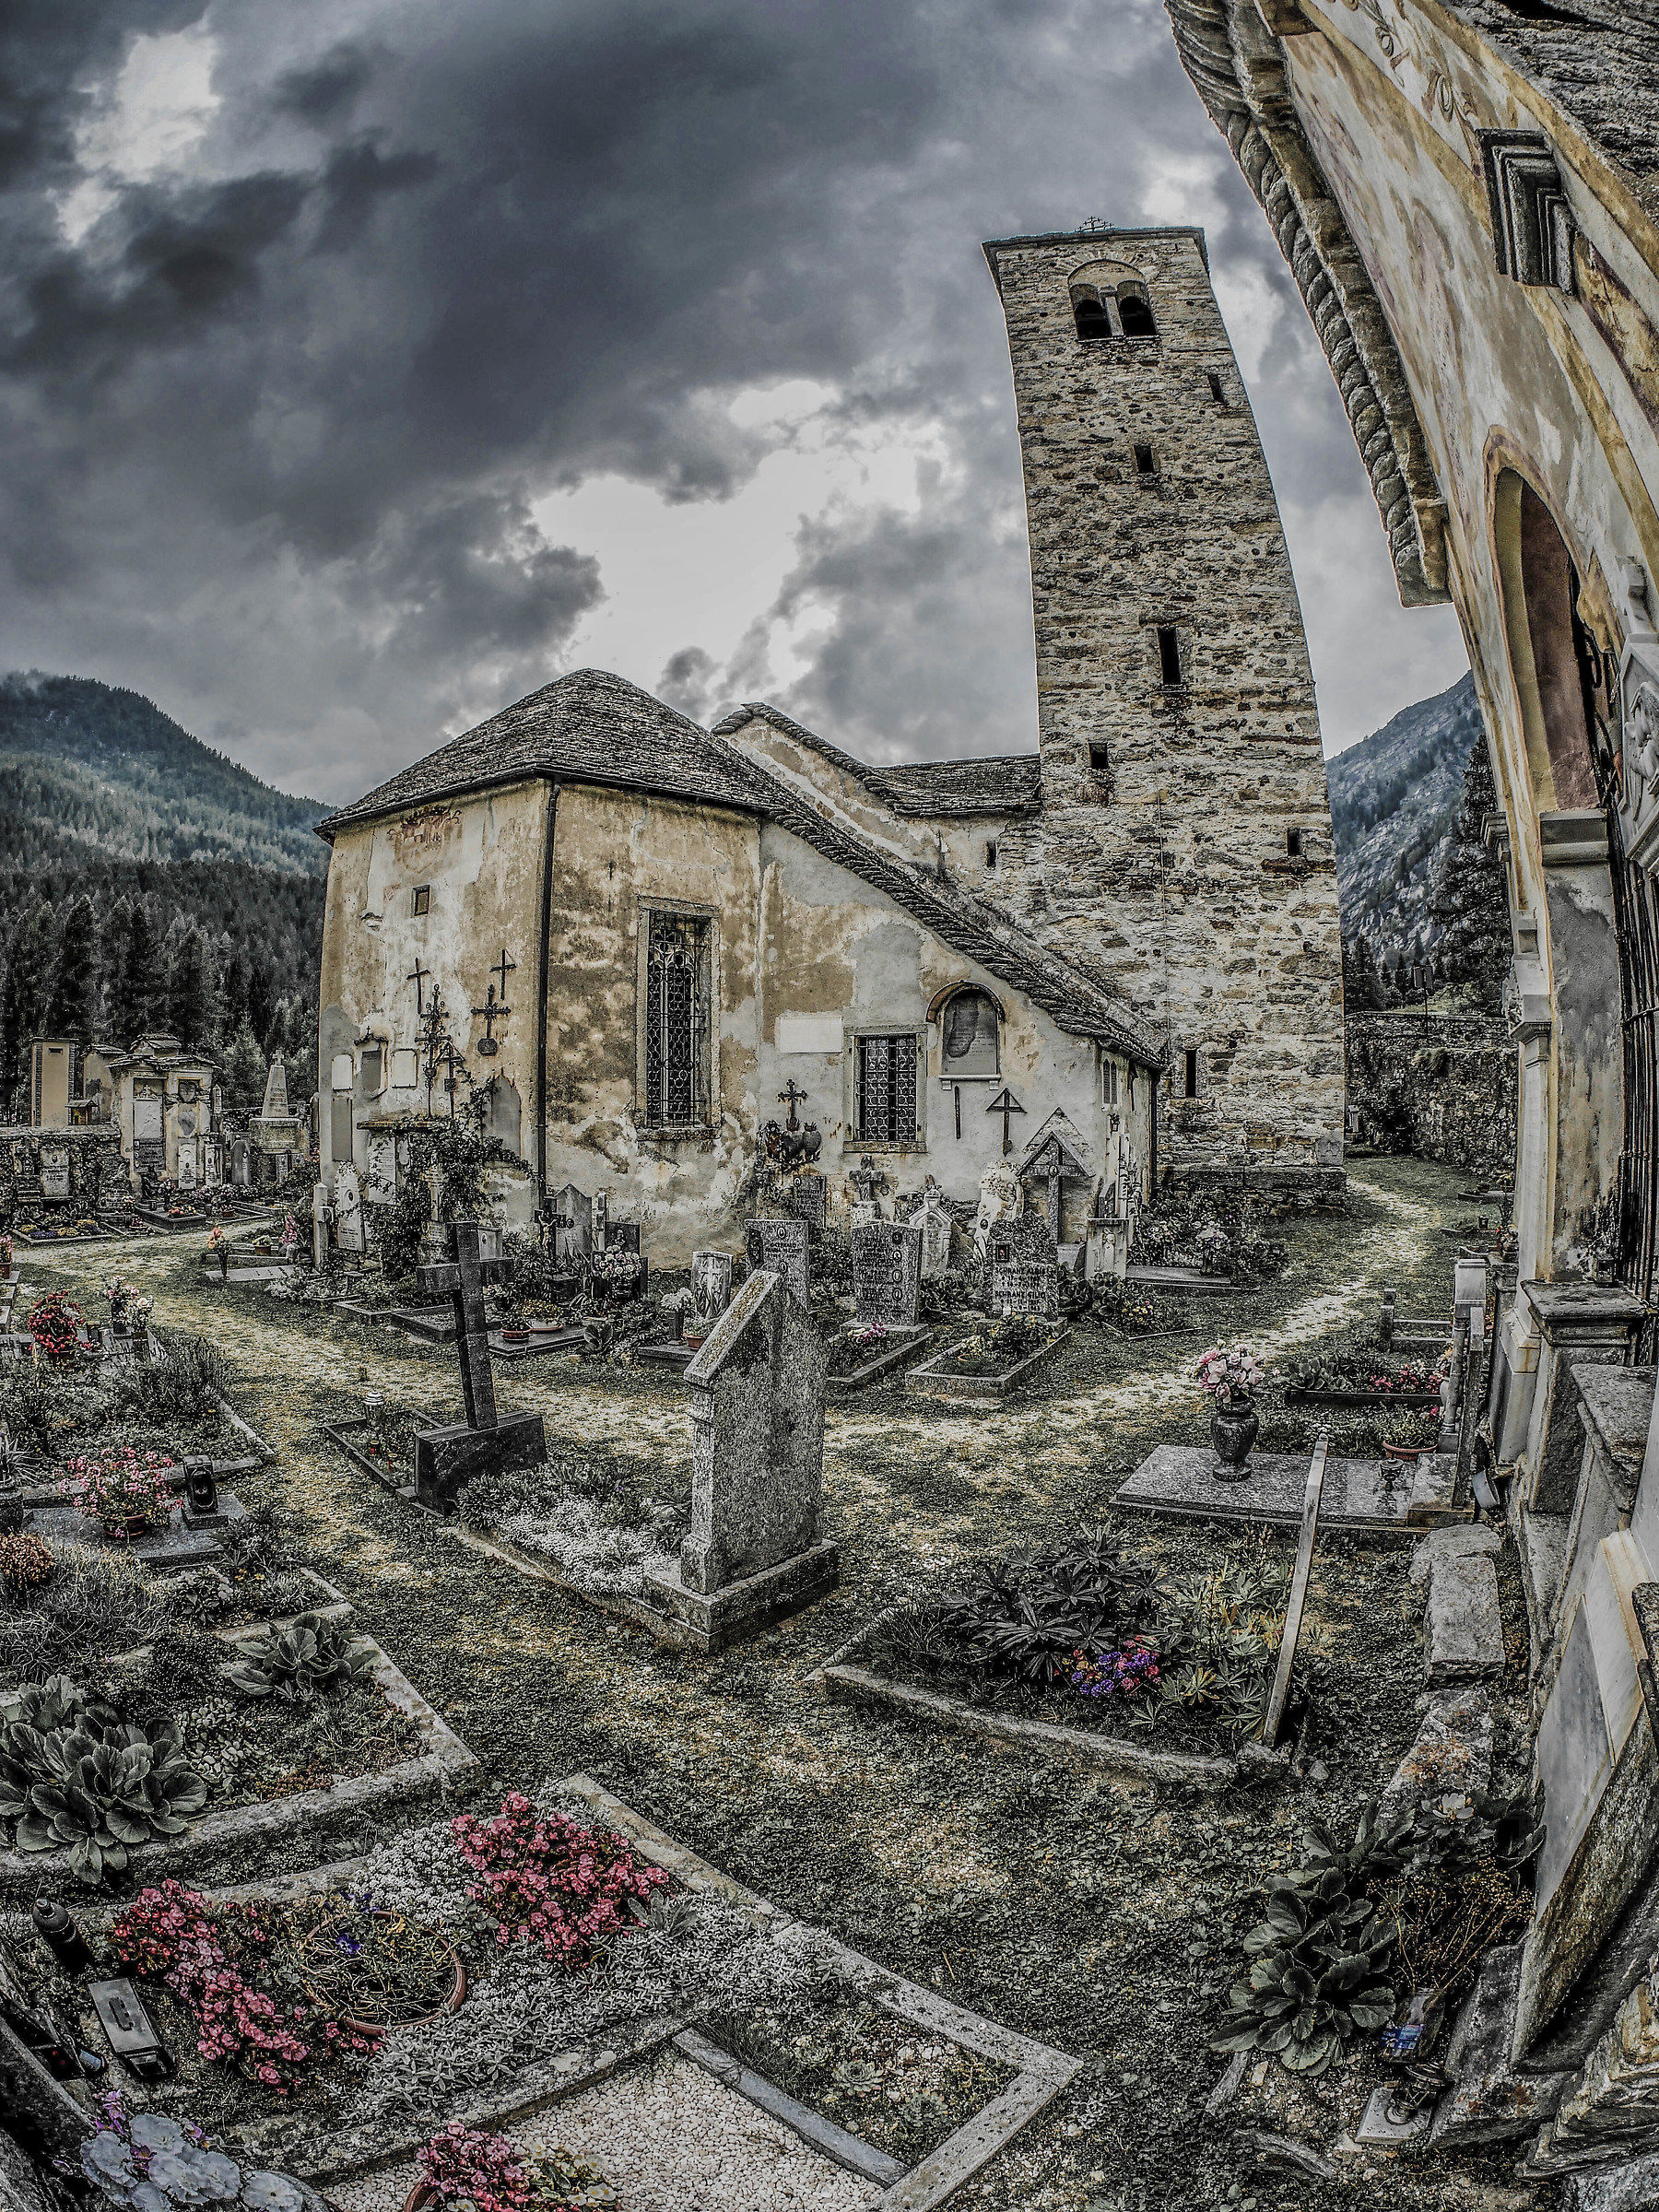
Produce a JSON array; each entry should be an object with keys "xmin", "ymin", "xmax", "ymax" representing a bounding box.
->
[
  {"xmin": 0, "ymin": 673, "xmax": 327, "ymax": 1117},
  {"xmin": 1326, "ymin": 671, "xmax": 1483, "ymax": 965}
]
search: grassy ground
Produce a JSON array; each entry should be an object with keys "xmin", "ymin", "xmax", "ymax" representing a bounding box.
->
[{"xmin": 20, "ymin": 1159, "xmax": 1544, "ymax": 2212}]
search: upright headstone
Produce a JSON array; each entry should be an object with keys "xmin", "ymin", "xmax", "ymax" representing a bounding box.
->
[
  {"xmin": 787, "ymin": 1173, "xmax": 828, "ymax": 1229},
  {"xmin": 641, "ymin": 1268, "xmax": 837, "ymax": 1650},
  {"xmin": 745, "ymin": 1216, "xmax": 810, "ymax": 1307},
  {"xmin": 988, "ymin": 1216, "xmax": 1060, "ymax": 1319},
  {"xmin": 853, "ymin": 1220, "xmax": 923, "ymax": 1327},
  {"xmin": 312, "ymin": 1182, "xmax": 332, "ymax": 1271},
  {"xmin": 689, "ymin": 1250, "xmax": 734, "ymax": 1340},
  {"xmin": 974, "ymin": 1159, "xmax": 1023, "ymax": 1256},
  {"xmin": 335, "ymin": 1163, "xmax": 366, "ymax": 1255},
  {"xmin": 412, "ymin": 1220, "xmax": 546, "ymax": 1513},
  {"xmin": 553, "ymin": 1183, "xmax": 593, "ymax": 1262},
  {"xmin": 261, "ymin": 1056, "xmax": 289, "ymax": 1120},
  {"xmin": 917, "ymin": 1182, "xmax": 954, "ymax": 1278},
  {"xmin": 38, "ymin": 1149, "xmax": 69, "ymax": 1203}
]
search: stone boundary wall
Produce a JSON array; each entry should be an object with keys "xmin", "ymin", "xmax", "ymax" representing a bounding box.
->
[{"xmin": 1346, "ymin": 1011, "xmax": 1517, "ymax": 1182}]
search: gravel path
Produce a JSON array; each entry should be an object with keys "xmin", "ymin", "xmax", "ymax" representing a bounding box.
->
[{"xmin": 326, "ymin": 2048, "xmax": 884, "ymax": 2212}]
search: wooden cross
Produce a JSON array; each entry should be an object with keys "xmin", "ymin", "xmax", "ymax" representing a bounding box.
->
[
  {"xmin": 778, "ymin": 1080, "xmax": 808, "ymax": 1132},
  {"xmin": 491, "ymin": 947, "xmax": 517, "ymax": 1002},
  {"xmin": 986, "ymin": 1087, "xmax": 1027, "ymax": 1156},
  {"xmin": 416, "ymin": 1220, "xmax": 511, "ymax": 1434},
  {"xmin": 406, "ymin": 957, "xmax": 430, "ymax": 1015}
]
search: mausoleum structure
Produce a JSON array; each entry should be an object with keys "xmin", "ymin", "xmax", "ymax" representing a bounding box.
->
[{"xmin": 1165, "ymin": 0, "xmax": 1659, "ymax": 2175}]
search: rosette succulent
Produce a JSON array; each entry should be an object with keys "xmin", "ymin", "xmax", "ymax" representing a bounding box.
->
[
  {"xmin": 0, "ymin": 1678, "xmax": 207, "ymax": 1884},
  {"xmin": 80, "ymin": 2108, "xmax": 307, "ymax": 2212},
  {"xmin": 223, "ymin": 1613, "xmax": 373, "ymax": 1705}
]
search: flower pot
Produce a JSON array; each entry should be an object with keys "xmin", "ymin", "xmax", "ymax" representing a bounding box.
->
[
  {"xmin": 502, "ymin": 1328, "xmax": 530, "ymax": 1344},
  {"xmin": 1381, "ymin": 1440, "xmax": 1427, "ymax": 1464},
  {"xmin": 1210, "ymin": 1401, "xmax": 1259, "ymax": 1483},
  {"xmin": 402, "ymin": 2188, "xmax": 435, "ymax": 2212},
  {"xmin": 102, "ymin": 1513, "xmax": 153, "ymax": 1540},
  {"xmin": 682, "ymin": 1329, "xmax": 708, "ymax": 1351},
  {"xmin": 337, "ymin": 1923, "xmax": 466, "ymax": 2041}
]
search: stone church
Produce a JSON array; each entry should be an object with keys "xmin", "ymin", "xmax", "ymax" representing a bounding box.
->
[{"xmin": 316, "ymin": 223, "xmax": 1345, "ymax": 1257}]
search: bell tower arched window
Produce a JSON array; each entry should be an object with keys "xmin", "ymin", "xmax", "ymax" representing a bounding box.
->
[
  {"xmin": 1072, "ymin": 285, "xmax": 1112, "ymax": 341},
  {"xmin": 1116, "ymin": 282, "xmax": 1157, "ymax": 338}
]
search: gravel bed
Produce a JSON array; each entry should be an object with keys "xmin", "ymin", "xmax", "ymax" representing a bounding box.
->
[{"xmin": 327, "ymin": 2047, "xmax": 883, "ymax": 2212}]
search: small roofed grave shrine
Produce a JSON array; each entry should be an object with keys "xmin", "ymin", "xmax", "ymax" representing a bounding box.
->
[
  {"xmin": 1016, "ymin": 1109, "xmax": 1096, "ymax": 1253},
  {"xmin": 642, "ymin": 1266, "xmax": 835, "ymax": 1651},
  {"xmin": 410, "ymin": 1219, "xmax": 546, "ymax": 1513}
]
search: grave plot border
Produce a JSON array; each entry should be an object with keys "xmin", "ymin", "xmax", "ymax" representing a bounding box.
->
[
  {"xmin": 1284, "ymin": 1386, "xmax": 1441, "ymax": 1410},
  {"xmin": 133, "ymin": 1208, "xmax": 215, "ymax": 1233},
  {"xmin": 321, "ymin": 1414, "xmax": 438, "ymax": 1500},
  {"xmin": 488, "ymin": 1324, "xmax": 587, "ymax": 1360},
  {"xmin": 810, "ymin": 1610, "xmax": 1239, "ymax": 1792},
  {"xmin": 904, "ymin": 1325, "xmax": 1071, "ymax": 1405},
  {"xmin": 226, "ymin": 1773, "xmax": 1077, "ymax": 2209},
  {"xmin": 826, "ymin": 1325, "xmax": 934, "ymax": 1396},
  {"xmin": 0, "ymin": 1630, "xmax": 477, "ymax": 1900},
  {"xmin": 1124, "ymin": 1265, "xmax": 1245, "ymax": 1297},
  {"xmin": 12, "ymin": 1226, "xmax": 113, "ymax": 1245}
]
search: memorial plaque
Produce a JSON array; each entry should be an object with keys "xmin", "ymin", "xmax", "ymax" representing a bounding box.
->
[
  {"xmin": 745, "ymin": 1216, "xmax": 810, "ymax": 1307},
  {"xmin": 690, "ymin": 1250, "xmax": 734, "ymax": 1335},
  {"xmin": 39, "ymin": 1148, "xmax": 70, "ymax": 1201},
  {"xmin": 990, "ymin": 1257, "xmax": 1060, "ymax": 1319},
  {"xmin": 853, "ymin": 1220, "xmax": 922, "ymax": 1326}
]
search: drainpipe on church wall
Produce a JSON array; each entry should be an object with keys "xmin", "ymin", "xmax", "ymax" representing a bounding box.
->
[{"xmin": 535, "ymin": 782, "xmax": 560, "ymax": 1198}]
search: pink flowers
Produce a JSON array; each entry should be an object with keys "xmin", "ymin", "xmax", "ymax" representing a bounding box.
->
[
  {"xmin": 451, "ymin": 1794, "xmax": 667, "ymax": 1966},
  {"xmin": 1196, "ymin": 1344, "xmax": 1266, "ymax": 1410},
  {"xmin": 63, "ymin": 1447, "xmax": 177, "ymax": 1531},
  {"xmin": 420, "ymin": 2124, "xmax": 535, "ymax": 2212}
]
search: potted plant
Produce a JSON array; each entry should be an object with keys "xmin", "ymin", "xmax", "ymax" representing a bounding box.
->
[
  {"xmin": 27, "ymin": 1289, "xmax": 84, "ymax": 1365},
  {"xmin": 403, "ymin": 2123, "xmax": 615, "ymax": 2212},
  {"xmin": 0, "ymin": 1230, "xmax": 14, "ymax": 1281},
  {"xmin": 63, "ymin": 1446, "xmax": 178, "ymax": 1536},
  {"xmin": 102, "ymin": 1275, "xmax": 154, "ymax": 1343},
  {"xmin": 207, "ymin": 1224, "xmax": 230, "ymax": 1280},
  {"xmin": 1377, "ymin": 1405, "xmax": 1441, "ymax": 1464},
  {"xmin": 1197, "ymin": 1343, "xmax": 1266, "ymax": 1482}
]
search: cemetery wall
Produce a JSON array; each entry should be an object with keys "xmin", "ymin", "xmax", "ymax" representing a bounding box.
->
[
  {"xmin": 1346, "ymin": 1010, "xmax": 1518, "ymax": 1182},
  {"xmin": 317, "ymin": 779, "xmax": 548, "ymax": 1182},
  {"xmin": 981, "ymin": 224, "xmax": 1346, "ymax": 1183}
]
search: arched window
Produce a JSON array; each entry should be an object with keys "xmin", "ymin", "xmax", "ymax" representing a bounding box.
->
[
  {"xmin": 939, "ymin": 987, "xmax": 1000, "ymax": 1079},
  {"xmin": 1116, "ymin": 282, "xmax": 1157, "ymax": 338},
  {"xmin": 1071, "ymin": 285, "xmax": 1112, "ymax": 342}
]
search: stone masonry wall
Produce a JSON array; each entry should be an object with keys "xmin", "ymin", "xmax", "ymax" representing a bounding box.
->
[
  {"xmin": 1347, "ymin": 1010, "xmax": 1518, "ymax": 1183},
  {"xmin": 982, "ymin": 225, "xmax": 1345, "ymax": 1179}
]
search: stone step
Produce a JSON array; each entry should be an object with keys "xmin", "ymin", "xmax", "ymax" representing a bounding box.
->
[{"xmin": 1424, "ymin": 1538, "xmax": 1505, "ymax": 1687}]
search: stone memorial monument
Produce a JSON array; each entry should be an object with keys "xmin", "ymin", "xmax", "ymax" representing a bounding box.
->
[
  {"xmin": 553, "ymin": 1182, "xmax": 593, "ymax": 1263},
  {"xmin": 642, "ymin": 1268, "xmax": 836, "ymax": 1652},
  {"xmin": 744, "ymin": 1215, "xmax": 810, "ymax": 1307},
  {"xmin": 853, "ymin": 1220, "xmax": 923, "ymax": 1328},
  {"xmin": 690, "ymin": 1250, "xmax": 734, "ymax": 1340},
  {"xmin": 974, "ymin": 1159, "xmax": 1023, "ymax": 1256},
  {"xmin": 987, "ymin": 1215, "xmax": 1060, "ymax": 1319},
  {"xmin": 916, "ymin": 1179, "xmax": 954, "ymax": 1278},
  {"xmin": 334, "ymin": 1163, "xmax": 366, "ymax": 1255}
]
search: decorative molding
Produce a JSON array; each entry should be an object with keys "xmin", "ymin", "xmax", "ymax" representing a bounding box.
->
[
  {"xmin": 1164, "ymin": 0, "xmax": 1452, "ymax": 606},
  {"xmin": 1479, "ymin": 129, "xmax": 1578, "ymax": 293}
]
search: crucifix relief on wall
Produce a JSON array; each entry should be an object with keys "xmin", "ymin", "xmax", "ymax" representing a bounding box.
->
[
  {"xmin": 987, "ymin": 1086, "xmax": 1026, "ymax": 1157},
  {"xmin": 778, "ymin": 1080, "xmax": 808, "ymax": 1132},
  {"xmin": 406, "ymin": 956, "xmax": 431, "ymax": 1016}
]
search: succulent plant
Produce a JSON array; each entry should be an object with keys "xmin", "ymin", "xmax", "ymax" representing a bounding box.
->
[
  {"xmin": 80, "ymin": 2115, "xmax": 309, "ymax": 2212},
  {"xmin": 2, "ymin": 1687, "xmax": 207, "ymax": 1883},
  {"xmin": 222, "ymin": 1613, "xmax": 373, "ymax": 1705}
]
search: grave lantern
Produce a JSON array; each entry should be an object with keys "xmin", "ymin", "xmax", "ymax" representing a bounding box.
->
[{"xmin": 88, "ymin": 1978, "xmax": 174, "ymax": 2082}]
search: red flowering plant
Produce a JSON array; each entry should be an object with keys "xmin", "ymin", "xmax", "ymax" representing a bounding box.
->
[
  {"xmin": 451, "ymin": 1794, "xmax": 667, "ymax": 1965},
  {"xmin": 1069, "ymin": 1637, "xmax": 1161, "ymax": 1701},
  {"xmin": 63, "ymin": 1446, "xmax": 177, "ymax": 1531},
  {"xmin": 418, "ymin": 2122, "xmax": 613, "ymax": 2212},
  {"xmin": 27, "ymin": 1289, "xmax": 83, "ymax": 1362},
  {"xmin": 109, "ymin": 1880, "xmax": 374, "ymax": 2096}
]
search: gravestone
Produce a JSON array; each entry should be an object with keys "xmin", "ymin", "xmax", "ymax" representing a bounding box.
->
[
  {"xmin": 1085, "ymin": 1213, "xmax": 1130, "ymax": 1282},
  {"xmin": 787, "ymin": 1173, "xmax": 827, "ymax": 1229},
  {"xmin": 411, "ymin": 1219, "xmax": 546, "ymax": 1513},
  {"xmin": 853, "ymin": 1221, "xmax": 922, "ymax": 1327},
  {"xmin": 594, "ymin": 1188, "xmax": 610, "ymax": 1251},
  {"xmin": 848, "ymin": 1155, "xmax": 888, "ymax": 1225},
  {"xmin": 641, "ymin": 1267, "xmax": 837, "ymax": 1651},
  {"xmin": 312, "ymin": 1183, "xmax": 332, "ymax": 1271},
  {"xmin": 335, "ymin": 1163, "xmax": 366, "ymax": 1255},
  {"xmin": 690, "ymin": 1250, "xmax": 734, "ymax": 1339},
  {"xmin": 990, "ymin": 1253, "xmax": 1061, "ymax": 1320},
  {"xmin": 916, "ymin": 1178, "xmax": 953, "ymax": 1277},
  {"xmin": 974, "ymin": 1159, "xmax": 1023, "ymax": 1255},
  {"xmin": 553, "ymin": 1182, "xmax": 593, "ymax": 1262},
  {"xmin": 38, "ymin": 1151, "xmax": 69, "ymax": 1204},
  {"xmin": 745, "ymin": 1216, "xmax": 810, "ymax": 1307}
]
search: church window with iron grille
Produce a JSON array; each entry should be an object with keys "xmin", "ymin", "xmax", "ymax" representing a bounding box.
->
[
  {"xmin": 857, "ymin": 1033, "xmax": 919, "ymax": 1143},
  {"xmin": 645, "ymin": 912, "xmax": 709, "ymax": 1125}
]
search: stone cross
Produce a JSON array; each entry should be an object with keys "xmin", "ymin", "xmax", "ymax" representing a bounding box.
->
[
  {"xmin": 642, "ymin": 1268, "xmax": 837, "ymax": 1650},
  {"xmin": 986, "ymin": 1086, "xmax": 1027, "ymax": 1156},
  {"xmin": 412, "ymin": 1219, "xmax": 545, "ymax": 1512}
]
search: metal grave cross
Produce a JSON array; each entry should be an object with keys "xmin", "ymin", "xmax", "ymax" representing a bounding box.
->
[
  {"xmin": 409, "ymin": 1220, "xmax": 547, "ymax": 1514},
  {"xmin": 987, "ymin": 1087, "xmax": 1027, "ymax": 1157},
  {"xmin": 778, "ymin": 1080, "xmax": 808, "ymax": 1132},
  {"xmin": 491, "ymin": 947, "xmax": 517, "ymax": 1001},
  {"xmin": 406, "ymin": 956, "xmax": 431, "ymax": 1016},
  {"xmin": 473, "ymin": 985, "xmax": 505, "ymax": 1057}
]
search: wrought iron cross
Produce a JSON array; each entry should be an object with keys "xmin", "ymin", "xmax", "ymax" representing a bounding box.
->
[
  {"xmin": 406, "ymin": 956, "xmax": 431, "ymax": 1015},
  {"xmin": 987, "ymin": 1086, "xmax": 1027, "ymax": 1157},
  {"xmin": 472, "ymin": 985, "xmax": 505, "ymax": 1057},
  {"xmin": 491, "ymin": 947, "xmax": 516, "ymax": 1002},
  {"xmin": 778, "ymin": 1080, "xmax": 808, "ymax": 1132}
]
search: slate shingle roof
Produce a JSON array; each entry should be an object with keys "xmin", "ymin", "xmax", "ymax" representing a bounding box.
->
[
  {"xmin": 709, "ymin": 700, "xmax": 1041, "ymax": 818},
  {"xmin": 320, "ymin": 671, "xmax": 1163, "ymax": 1066}
]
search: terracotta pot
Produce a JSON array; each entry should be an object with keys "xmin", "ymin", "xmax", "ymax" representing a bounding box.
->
[
  {"xmin": 502, "ymin": 1328, "xmax": 530, "ymax": 1343},
  {"xmin": 338, "ymin": 1923, "xmax": 466, "ymax": 2041},
  {"xmin": 1381, "ymin": 1441, "xmax": 1426, "ymax": 1464},
  {"xmin": 1210, "ymin": 1401, "xmax": 1259, "ymax": 1483},
  {"xmin": 402, "ymin": 2186, "xmax": 435, "ymax": 2212}
]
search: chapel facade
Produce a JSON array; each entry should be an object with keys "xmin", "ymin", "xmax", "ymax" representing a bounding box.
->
[{"xmin": 314, "ymin": 224, "xmax": 1344, "ymax": 1259}]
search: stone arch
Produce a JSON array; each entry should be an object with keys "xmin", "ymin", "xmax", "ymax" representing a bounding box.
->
[
  {"xmin": 1495, "ymin": 466, "xmax": 1598, "ymax": 811},
  {"xmin": 487, "ymin": 1075, "xmax": 522, "ymax": 1155},
  {"xmin": 1067, "ymin": 257, "xmax": 1158, "ymax": 342}
]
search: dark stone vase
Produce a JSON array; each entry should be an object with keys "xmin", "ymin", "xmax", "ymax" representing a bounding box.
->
[{"xmin": 1210, "ymin": 1401, "xmax": 1259, "ymax": 1483}]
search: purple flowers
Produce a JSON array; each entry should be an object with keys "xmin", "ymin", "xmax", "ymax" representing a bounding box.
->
[{"xmin": 1070, "ymin": 1638, "xmax": 1160, "ymax": 1700}]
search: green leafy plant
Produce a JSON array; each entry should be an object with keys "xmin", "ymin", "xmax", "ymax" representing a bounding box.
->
[
  {"xmin": 112, "ymin": 1334, "xmax": 229, "ymax": 1429},
  {"xmin": 223, "ymin": 1612, "xmax": 374, "ymax": 1704},
  {"xmin": 0, "ymin": 1674, "xmax": 208, "ymax": 1883},
  {"xmin": 935, "ymin": 1531, "xmax": 1163, "ymax": 1691},
  {"xmin": 1214, "ymin": 1872, "xmax": 1396, "ymax": 2077}
]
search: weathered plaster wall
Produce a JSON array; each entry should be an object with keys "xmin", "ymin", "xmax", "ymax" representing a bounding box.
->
[
  {"xmin": 318, "ymin": 780, "xmax": 547, "ymax": 1177},
  {"xmin": 983, "ymin": 226, "xmax": 1346, "ymax": 1177}
]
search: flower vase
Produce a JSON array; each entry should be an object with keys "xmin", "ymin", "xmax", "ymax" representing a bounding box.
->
[{"xmin": 1210, "ymin": 1400, "xmax": 1258, "ymax": 1482}]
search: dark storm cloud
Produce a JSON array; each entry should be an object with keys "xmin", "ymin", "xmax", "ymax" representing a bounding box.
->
[{"xmin": 0, "ymin": 0, "xmax": 1464, "ymax": 798}]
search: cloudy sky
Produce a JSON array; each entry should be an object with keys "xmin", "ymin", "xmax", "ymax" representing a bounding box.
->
[{"xmin": 0, "ymin": 0, "xmax": 1468, "ymax": 806}]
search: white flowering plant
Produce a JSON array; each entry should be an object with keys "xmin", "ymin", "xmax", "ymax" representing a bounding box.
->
[{"xmin": 1196, "ymin": 1344, "xmax": 1267, "ymax": 1410}]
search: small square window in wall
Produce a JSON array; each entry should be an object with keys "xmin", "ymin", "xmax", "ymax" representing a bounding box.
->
[
  {"xmin": 1207, "ymin": 371, "xmax": 1227, "ymax": 405},
  {"xmin": 1134, "ymin": 442, "xmax": 1156, "ymax": 477},
  {"xmin": 1088, "ymin": 742, "xmax": 1112, "ymax": 782},
  {"xmin": 411, "ymin": 885, "xmax": 430, "ymax": 916}
]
